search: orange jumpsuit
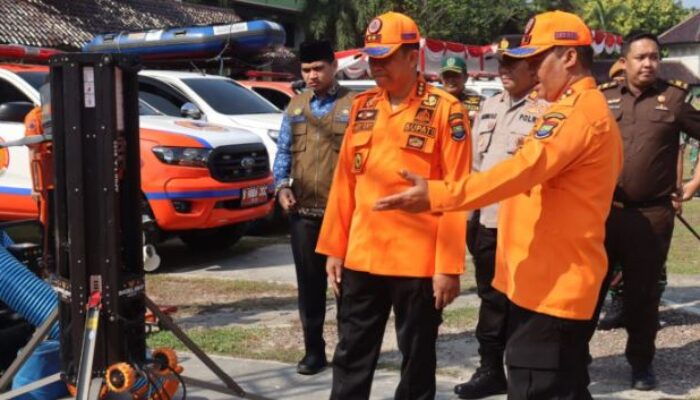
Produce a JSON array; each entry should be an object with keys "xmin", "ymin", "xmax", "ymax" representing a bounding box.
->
[
  {"xmin": 429, "ymin": 77, "xmax": 623, "ymax": 319},
  {"xmin": 316, "ymin": 79, "xmax": 471, "ymax": 277}
]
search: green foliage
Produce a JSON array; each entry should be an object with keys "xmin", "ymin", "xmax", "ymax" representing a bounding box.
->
[
  {"xmin": 300, "ymin": 0, "xmax": 692, "ymax": 50},
  {"xmin": 579, "ymin": 0, "xmax": 690, "ymax": 36}
]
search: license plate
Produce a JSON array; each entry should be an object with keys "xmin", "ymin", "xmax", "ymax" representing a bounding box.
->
[{"xmin": 241, "ymin": 185, "xmax": 268, "ymax": 207}]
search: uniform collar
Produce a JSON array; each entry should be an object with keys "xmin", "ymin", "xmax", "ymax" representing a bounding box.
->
[
  {"xmin": 500, "ymin": 89, "xmax": 535, "ymax": 110},
  {"xmin": 377, "ymin": 76, "xmax": 426, "ymax": 110},
  {"xmin": 311, "ymin": 80, "xmax": 340, "ymax": 101},
  {"xmin": 558, "ymin": 76, "xmax": 596, "ymax": 102},
  {"xmin": 621, "ymin": 79, "xmax": 663, "ymax": 98}
]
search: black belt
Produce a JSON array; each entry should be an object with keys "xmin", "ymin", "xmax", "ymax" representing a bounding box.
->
[{"xmin": 612, "ymin": 196, "xmax": 670, "ymax": 209}]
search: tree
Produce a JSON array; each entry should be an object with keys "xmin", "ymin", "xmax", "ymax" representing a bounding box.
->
[{"xmin": 577, "ymin": 0, "xmax": 690, "ymax": 36}]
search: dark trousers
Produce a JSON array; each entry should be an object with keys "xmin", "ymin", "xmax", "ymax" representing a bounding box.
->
[
  {"xmin": 330, "ymin": 269, "xmax": 442, "ymax": 400},
  {"xmin": 604, "ymin": 204, "xmax": 674, "ymax": 369},
  {"xmin": 289, "ymin": 214, "xmax": 328, "ymax": 355},
  {"xmin": 466, "ymin": 212, "xmax": 508, "ymax": 369},
  {"xmin": 506, "ymin": 302, "xmax": 593, "ymax": 400}
]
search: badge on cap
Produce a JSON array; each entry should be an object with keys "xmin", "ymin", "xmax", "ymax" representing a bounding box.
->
[
  {"xmin": 498, "ymin": 38, "xmax": 509, "ymax": 51},
  {"xmin": 446, "ymin": 58, "xmax": 456, "ymax": 67},
  {"xmin": 657, "ymin": 95, "xmax": 666, "ymax": 103},
  {"xmin": 368, "ymin": 18, "xmax": 382, "ymax": 34}
]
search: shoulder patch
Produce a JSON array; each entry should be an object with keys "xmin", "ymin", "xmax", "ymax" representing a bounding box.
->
[
  {"xmin": 542, "ymin": 112, "xmax": 566, "ymax": 120},
  {"xmin": 534, "ymin": 118, "xmax": 560, "ymax": 140},
  {"xmin": 598, "ymin": 81, "xmax": 619, "ymax": 91},
  {"xmin": 667, "ymin": 79, "xmax": 689, "ymax": 91}
]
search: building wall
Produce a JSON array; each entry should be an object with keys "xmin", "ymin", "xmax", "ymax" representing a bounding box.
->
[{"xmin": 666, "ymin": 44, "xmax": 700, "ymax": 79}]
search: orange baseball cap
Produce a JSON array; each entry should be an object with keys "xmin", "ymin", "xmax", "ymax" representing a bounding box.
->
[
  {"xmin": 504, "ymin": 10, "xmax": 592, "ymax": 58},
  {"xmin": 361, "ymin": 12, "xmax": 421, "ymax": 59}
]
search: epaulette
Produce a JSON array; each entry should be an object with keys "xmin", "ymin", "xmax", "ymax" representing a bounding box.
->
[
  {"xmin": 598, "ymin": 81, "xmax": 618, "ymax": 90},
  {"xmin": 667, "ymin": 79, "xmax": 689, "ymax": 91}
]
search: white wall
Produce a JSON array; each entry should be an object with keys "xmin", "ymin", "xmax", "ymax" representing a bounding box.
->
[{"xmin": 665, "ymin": 43, "xmax": 700, "ymax": 79}]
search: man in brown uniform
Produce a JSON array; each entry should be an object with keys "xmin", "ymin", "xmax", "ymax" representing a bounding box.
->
[
  {"xmin": 600, "ymin": 31, "xmax": 700, "ymax": 390},
  {"xmin": 272, "ymin": 40, "xmax": 356, "ymax": 375}
]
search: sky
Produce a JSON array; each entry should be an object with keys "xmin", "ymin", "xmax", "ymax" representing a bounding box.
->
[{"xmin": 682, "ymin": 0, "xmax": 700, "ymax": 8}]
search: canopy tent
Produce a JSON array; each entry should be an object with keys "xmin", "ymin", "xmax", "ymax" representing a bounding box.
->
[{"xmin": 336, "ymin": 30, "xmax": 623, "ymax": 78}]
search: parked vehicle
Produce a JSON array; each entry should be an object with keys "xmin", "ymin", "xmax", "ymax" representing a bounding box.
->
[
  {"xmin": 138, "ymin": 70, "xmax": 283, "ymax": 164},
  {"xmin": 0, "ymin": 64, "xmax": 274, "ymax": 269}
]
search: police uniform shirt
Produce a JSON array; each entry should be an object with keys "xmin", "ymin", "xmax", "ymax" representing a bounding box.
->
[
  {"xmin": 601, "ymin": 79, "xmax": 700, "ymax": 202},
  {"xmin": 472, "ymin": 90, "xmax": 547, "ymax": 228}
]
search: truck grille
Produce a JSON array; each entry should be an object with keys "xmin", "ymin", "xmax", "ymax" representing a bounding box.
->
[{"xmin": 207, "ymin": 143, "xmax": 269, "ymax": 182}]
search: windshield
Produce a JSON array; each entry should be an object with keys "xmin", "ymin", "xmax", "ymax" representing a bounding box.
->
[
  {"xmin": 139, "ymin": 99, "xmax": 162, "ymax": 116},
  {"xmin": 182, "ymin": 78, "xmax": 280, "ymax": 115},
  {"xmin": 17, "ymin": 71, "xmax": 49, "ymax": 90}
]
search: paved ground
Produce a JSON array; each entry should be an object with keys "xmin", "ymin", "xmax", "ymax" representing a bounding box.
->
[{"xmin": 151, "ymin": 236, "xmax": 700, "ymax": 400}]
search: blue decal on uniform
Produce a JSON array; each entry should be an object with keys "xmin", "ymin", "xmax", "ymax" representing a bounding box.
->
[
  {"xmin": 534, "ymin": 121, "xmax": 558, "ymax": 139},
  {"xmin": 451, "ymin": 124, "xmax": 466, "ymax": 141},
  {"xmin": 289, "ymin": 115, "xmax": 307, "ymax": 123}
]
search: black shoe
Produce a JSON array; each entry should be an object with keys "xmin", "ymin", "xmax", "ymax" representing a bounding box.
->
[
  {"xmin": 598, "ymin": 297, "xmax": 624, "ymax": 330},
  {"xmin": 631, "ymin": 366, "xmax": 657, "ymax": 391},
  {"xmin": 454, "ymin": 367, "xmax": 507, "ymax": 399},
  {"xmin": 296, "ymin": 353, "xmax": 328, "ymax": 375}
]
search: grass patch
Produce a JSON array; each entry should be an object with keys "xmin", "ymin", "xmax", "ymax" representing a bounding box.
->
[
  {"xmin": 667, "ymin": 199, "xmax": 700, "ymax": 275},
  {"xmin": 147, "ymin": 326, "xmax": 304, "ymax": 364},
  {"xmin": 443, "ymin": 306, "xmax": 479, "ymax": 329}
]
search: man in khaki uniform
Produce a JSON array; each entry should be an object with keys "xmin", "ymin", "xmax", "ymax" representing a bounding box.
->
[{"xmin": 454, "ymin": 39, "xmax": 547, "ymax": 400}]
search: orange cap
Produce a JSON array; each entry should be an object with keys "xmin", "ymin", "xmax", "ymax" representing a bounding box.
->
[
  {"xmin": 505, "ymin": 11, "xmax": 592, "ymax": 58},
  {"xmin": 361, "ymin": 12, "xmax": 421, "ymax": 59},
  {"xmin": 608, "ymin": 59, "xmax": 625, "ymax": 78}
]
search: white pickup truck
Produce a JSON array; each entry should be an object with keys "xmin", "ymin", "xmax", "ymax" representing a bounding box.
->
[
  {"xmin": 138, "ymin": 70, "xmax": 283, "ymax": 165},
  {"xmin": 0, "ymin": 64, "xmax": 275, "ymax": 270}
]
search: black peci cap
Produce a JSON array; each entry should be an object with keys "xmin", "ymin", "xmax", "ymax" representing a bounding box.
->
[{"xmin": 299, "ymin": 40, "xmax": 335, "ymax": 63}]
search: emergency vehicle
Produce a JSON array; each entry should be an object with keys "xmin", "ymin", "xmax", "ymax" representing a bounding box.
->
[{"xmin": 0, "ymin": 62, "xmax": 274, "ymax": 270}]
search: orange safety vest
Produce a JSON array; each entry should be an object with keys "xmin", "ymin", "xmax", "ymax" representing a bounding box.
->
[
  {"xmin": 429, "ymin": 77, "xmax": 623, "ymax": 319},
  {"xmin": 317, "ymin": 79, "xmax": 471, "ymax": 277}
]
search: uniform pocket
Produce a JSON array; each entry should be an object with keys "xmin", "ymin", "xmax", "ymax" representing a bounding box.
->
[
  {"xmin": 332, "ymin": 120, "xmax": 349, "ymax": 152},
  {"xmin": 506, "ymin": 131, "xmax": 527, "ymax": 154},
  {"xmin": 291, "ymin": 123, "xmax": 307, "ymax": 153},
  {"xmin": 477, "ymin": 129, "xmax": 495, "ymax": 154},
  {"xmin": 399, "ymin": 135, "xmax": 436, "ymax": 176},
  {"xmin": 649, "ymin": 110, "xmax": 675, "ymax": 124},
  {"xmin": 349, "ymin": 131, "xmax": 372, "ymax": 174}
]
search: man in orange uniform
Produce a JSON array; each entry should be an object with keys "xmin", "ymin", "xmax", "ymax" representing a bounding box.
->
[
  {"xmin": 375, "ymin": 11, "xmax": 623, "ymax": 398},
  {"xmin": 315, "ymin": 12, "xmax": 471, "ymax": 400}
]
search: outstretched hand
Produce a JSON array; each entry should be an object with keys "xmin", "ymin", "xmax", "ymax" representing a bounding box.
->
[{"xmin": 373, "ymin": 170, "xmax": 430, "ymax": 213}]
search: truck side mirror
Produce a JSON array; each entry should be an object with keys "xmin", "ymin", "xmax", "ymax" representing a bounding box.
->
[
  {"xmin": 180, "ymin": 102, "xmax": 202, "ymax": 120},
  {"xmin": 0, "ymin": 102, "xmax": 35, "ymax": 123}
]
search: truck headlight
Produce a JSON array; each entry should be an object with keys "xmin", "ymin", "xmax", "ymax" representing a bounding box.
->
[
  {"xmin": 152, "ymin": 146, "xmax": 212, "ymax": 167},
  {"xmin": 267, "ymin": 129, "xmax": 280, "ymax": 142}
]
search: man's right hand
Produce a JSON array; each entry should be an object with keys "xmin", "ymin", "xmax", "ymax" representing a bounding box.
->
[
  {"xmin": 326, "ymin": 256, "xmax": 344, "ymax": 297},
  {"xmin": 277, "ymin": 188, "xmax": 297, "ymax": 211}
]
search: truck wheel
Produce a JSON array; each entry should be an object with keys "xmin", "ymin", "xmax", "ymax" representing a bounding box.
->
[{"xmin": 179, "ymin": 223, "xmax": 249, "ymax": 251}]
